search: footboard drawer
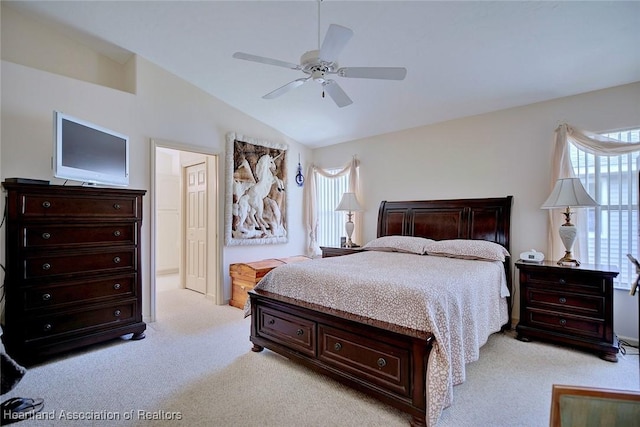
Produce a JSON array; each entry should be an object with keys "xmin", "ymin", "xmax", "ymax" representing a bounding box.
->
[
  {"xmin": 318, "ymin": 325, "xmax": 411, "ymax": 397},
  {"xmin": 256, "ymin": 306, "xmax": 316, "ymax": 357}
]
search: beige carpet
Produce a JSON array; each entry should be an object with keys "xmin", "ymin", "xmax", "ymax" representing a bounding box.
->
[{"xmin": 4, "ymin": 288, "xmax": 638, "ymax": 427}]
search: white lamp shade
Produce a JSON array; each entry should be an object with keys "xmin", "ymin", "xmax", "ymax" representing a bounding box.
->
[
  {"xmin": 541, "ymin": 178, "xmax": 598, "ymax": 209},
  {"xmin": 335, "ymin": 192, "xmax": 363, "ymax": 212}
]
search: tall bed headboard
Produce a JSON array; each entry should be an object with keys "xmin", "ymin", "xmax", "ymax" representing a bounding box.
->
[{"xmin": 377, "ymin": 196, "xmax": 513, "ymax": 252}]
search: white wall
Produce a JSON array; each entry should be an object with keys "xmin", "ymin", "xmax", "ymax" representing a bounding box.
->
[
  {"xmin": 313, "ymin": 82, "xmax": 640, "ymax": 342},
  {"xmin": 0, "ymin": 6, "xmax": 312, "ymax": 320}
]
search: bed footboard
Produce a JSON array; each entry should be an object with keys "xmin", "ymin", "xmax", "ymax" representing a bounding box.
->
[{"xmin": 249, "ymin": 290, "xmax": 434, "ymax": 427}]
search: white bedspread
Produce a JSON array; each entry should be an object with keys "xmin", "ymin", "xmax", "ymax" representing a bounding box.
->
[{"xmin": 246, "ymin": 251, "xmax": 509, "ymax": 426}]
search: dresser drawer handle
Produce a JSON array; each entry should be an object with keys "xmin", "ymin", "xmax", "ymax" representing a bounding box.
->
[
  {"xmin": 42, "ymin": 293, "xmax": 52, "ymax": 301},
  {"xmin": 42, "ymin": 232, "xmax": 51, "ymax": 240},
  {"xmin": 559, "ymin": 297, "xmax": 567, "ymax": 304},
  {"xmin": 113, "ymin": 230, "xmax": 121, "ymax": 237},
  {"xmin": 377, "ymin": 358, "xmax": 387, "ymax": 368},
  {"xmin": 42, "ymin": 201, "xmax": 51, "ymax": 208},
  {"xmin": 296, "ymin": 329, "xmax": 304, "ymax": 336},
  {"xmin": 42, "ymin": 263, "xmax": 51, "ymax": 270},
  {"xmin": 334, "ymin": 342, "xmax": 342, "ymax": 351},
  {"xmin": 113, "ymin": 203, "xmax": 121, "ymax": 210},
  {"xmin": 558, "ymin": 278, "xmax": 567, "ymax": 285},
  {"xmin": 113, "ymin": 256, "xmax": 121, "ymax": 264},
  {"xmin": 114, "ymin": 310, "xmax": 121, "ymax": 317},
  {"xmin": 113, "ymin": 283, "xmax": 121, "ymax": 290},
  {"xmin": 559, "ymin": 319, "xmax": 567, "ymax": 326},
  {"xmin": 43, "ymin": 323, "xmax": 52, "ymax": 332}
]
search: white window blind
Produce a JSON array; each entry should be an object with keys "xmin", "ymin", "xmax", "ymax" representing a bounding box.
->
[
  {"xmin": 570, "ymin": 128, "xmax": 640, "ymax": 289},
  {"xmin": 316, "ymin": 170, "xmax": 350, "ymax": 247}
]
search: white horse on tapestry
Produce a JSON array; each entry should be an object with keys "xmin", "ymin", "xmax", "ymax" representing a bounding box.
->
[{"xmin": 233, "ymin": 153, "xmax": 285, "ymax": 239}]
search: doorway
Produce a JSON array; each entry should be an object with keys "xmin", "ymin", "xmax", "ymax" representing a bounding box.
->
[{"xmin": 151, "ymin": 141, "xmax": 220, "ymax": 321}]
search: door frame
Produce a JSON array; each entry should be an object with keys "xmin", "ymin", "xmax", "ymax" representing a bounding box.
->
[{"xmin": 150, "ymin": 139, "xmax": 222, "ymax": 322}]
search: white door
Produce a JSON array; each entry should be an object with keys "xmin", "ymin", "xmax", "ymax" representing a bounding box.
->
[{"xmin": 185, "ymin": 162, "xmax": 207, "ymax": 294}]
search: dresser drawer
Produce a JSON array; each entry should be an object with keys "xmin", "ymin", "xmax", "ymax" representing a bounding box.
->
[
  {"xmin": 23, "ymin": 274, "xmax": 136, "ymax": 310},
  {"xmin": 523, "ymin": 270, "xmax": 606, "ymax": 294},
  {"xmin": 23, "ymin": 223, "xmax": 137, "ymax": 249},
  {"xmin": 18, "ymin": 194, "xmax": 139, "ymax": 219},
  {"xmin": 256, "ymin": 306, "xmax": 315, "ymax": 357},
  {"xmin": 524, "ymin": 308, "xmax": 605, "ymax": 340},
  {"xmin": 24, "ymin": 249, "xmax": 135, "ymax": 279},
  {"xmin": 25, "ymin": 300, "xmax": 137, "ymax": 341},
  {"xmin": 318, "ymin": 325, "xmax": 410, "ymax": 397},
  {"xmin": 525, "ymin": 288, "xmax": 605, "ymax": 317}
]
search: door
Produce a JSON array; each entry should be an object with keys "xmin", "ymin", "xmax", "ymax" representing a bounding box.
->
[{"xmin": 185, "ymin": 162, "xmax": 207, "ymax": 294}]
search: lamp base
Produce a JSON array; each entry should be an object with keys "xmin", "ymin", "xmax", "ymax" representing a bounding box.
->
[{"xmin": 557, "ymin": 251, "xmax": 580, "ymax": 266}]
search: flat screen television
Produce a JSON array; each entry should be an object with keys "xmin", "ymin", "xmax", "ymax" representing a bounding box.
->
[{"xmin": 53, "ymin": 111, "xmax": 129, "ymax": 186}]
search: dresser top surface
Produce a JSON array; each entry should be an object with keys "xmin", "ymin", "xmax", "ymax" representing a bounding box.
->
[{"xmin": 516, "ymin": 260, "xmax": 619, "ymax": 275}]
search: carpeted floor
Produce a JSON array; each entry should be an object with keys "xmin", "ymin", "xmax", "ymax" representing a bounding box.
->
[{"xmin": 3, "ymin": 287, "xmax": 638, "ymax": 426}]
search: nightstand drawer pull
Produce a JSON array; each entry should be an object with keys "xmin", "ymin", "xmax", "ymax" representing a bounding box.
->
[
  {"xmin": 43, "ymin": 323, "xmax": 52, "ymax": 332},
  {"xmin": 296, "ymin": 329, "xmax": 304, "ymax": 336},
  {"xmin": 558, "ymin": 278, "xmax": 566, "ymax": 285},
  {"xmin": 559, "ymin": 319, "xmax": 567, "ymax": 326},
  {"xmin": 377, "ymin": 358, "xmax": 387, "ymax": 368},
  {"xmin": 334, "ymin": 342, "xmax": 342, "ymax": 351},
  {"xmin": 42, "ymin": 232, "xmax": 51, "ymax": 240},
  {"xmin": 42, "ymin": 293, "xmax": 52, "ymax": 301},
  {"xmin": 42, "ymin": 263, "xmax": 51, "ymax": 270},
  {"xmin": 558, "ymin": 297, "xmax": 567, "ymax": 304}
]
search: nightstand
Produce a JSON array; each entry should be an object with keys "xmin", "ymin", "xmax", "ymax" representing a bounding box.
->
[
  {"xmin": 320, "ymin": 246, "xmax": 363, "ymax": 258},
  {"xmin": 515, "ymin": 261, "xmax": 620, "ymax": 362}
]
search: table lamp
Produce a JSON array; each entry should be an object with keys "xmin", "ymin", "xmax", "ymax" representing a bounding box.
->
[
  {"xmin": 335, "ymin": 192, "xmax": 362, "ymax": 248},
  {"xmin": 541, "ymin": 177, "xmax": 598, "ymax": 266}
]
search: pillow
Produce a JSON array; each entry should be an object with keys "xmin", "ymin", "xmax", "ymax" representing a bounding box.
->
[
  {"xmin": 362, "ymin": 235, "xmax": 433, "ymax": 255},
  {"xmin": 424, "ymin": 239, "xmax": 510, "ymax": 262}
]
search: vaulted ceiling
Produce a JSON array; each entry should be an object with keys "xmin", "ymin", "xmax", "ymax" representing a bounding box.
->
[{"xmin": 6, "ymin": 1, "xmax": 640, "ymax": 147}]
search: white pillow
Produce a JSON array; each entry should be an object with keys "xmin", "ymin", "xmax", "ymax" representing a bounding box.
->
[
  {"xmin": 362, "ymin": 235, "xmax": 433, "ymax": 255},
  {"xmin": 425, "ymin": 239, "xmax": 510, "ymax": 261}
]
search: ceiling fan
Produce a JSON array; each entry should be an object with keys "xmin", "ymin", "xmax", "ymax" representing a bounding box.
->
[{"xmin": 232, "ymin": 8, "xmax": 407, "ymax": 108}]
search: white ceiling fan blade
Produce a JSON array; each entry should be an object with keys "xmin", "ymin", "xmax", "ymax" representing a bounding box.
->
[
  {"xmin": 263, "ymin": 78, "xmax": 310, "ymax": 99},
  {"xmin": 233, "ymin": 52, "xmax": 301, "ymax": 70},
  {"xmin": 337, "ymin": 67, "xmax": 407, "ymax": 80},
  {"xmin": 319, "ymin": 24, "xmax": 353, "ymax": 63},
  {"xmin": 322, "ymin": 80, "xmax": 353, "ymax": 108}
]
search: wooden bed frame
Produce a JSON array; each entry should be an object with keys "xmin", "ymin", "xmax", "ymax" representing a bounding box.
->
[{"xmin": 249, "ymin": 196, "xmax": 513, "ymax": 427}]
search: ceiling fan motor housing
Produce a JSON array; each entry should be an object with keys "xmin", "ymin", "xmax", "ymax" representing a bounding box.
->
[{"xmin": 301, "ymin": 50, "xmax": 337, "ymax": 83}]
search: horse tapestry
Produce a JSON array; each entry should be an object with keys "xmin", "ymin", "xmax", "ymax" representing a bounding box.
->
[{"xmin": 225, "ymin": 133, "xmax": 288, "ymax": 245}]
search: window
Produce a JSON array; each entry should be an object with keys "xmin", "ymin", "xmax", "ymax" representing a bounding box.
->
[
  {"xmin": 316, "ymin": 170, "xmax": 350, "ymax": 248},
  {"xmin": 569, "ymin": 128, "xmax": 640, "ymax": 289}
]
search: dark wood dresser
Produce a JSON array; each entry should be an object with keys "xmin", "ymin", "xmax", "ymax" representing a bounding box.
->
[
  {"xmin": 2, "ymin": 182, "xmax": 146, "ymax": 363},
  {"xmin": 515, "ymin": 260, "xmax": 619, "ymax": 362}
]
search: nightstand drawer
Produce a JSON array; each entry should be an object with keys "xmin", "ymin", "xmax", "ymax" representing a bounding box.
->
[
  {"xmin": 526, "ymin": 288, "xmax": 604, "ymax": 317},
  {"xmin": 524, "ymin": 270, "xmax": 606, "ymax": 294},
  {"xmin": 525, "ymin": 308, "xmax": 605, "ymax": 340}
]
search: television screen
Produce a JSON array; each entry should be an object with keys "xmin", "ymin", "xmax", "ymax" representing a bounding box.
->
[{"xmin": 53, "ymin": 111, "xmax": 129, "ymax": 186}]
